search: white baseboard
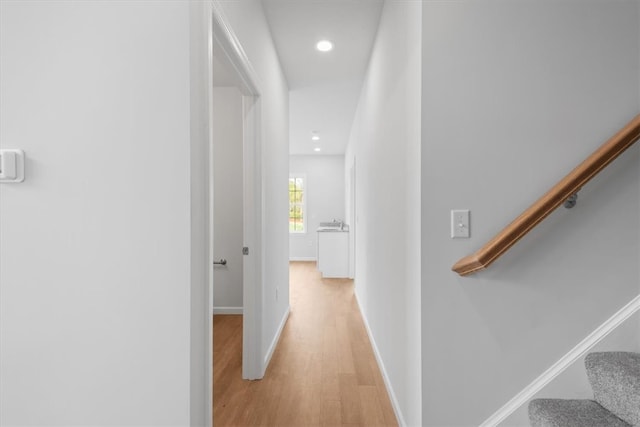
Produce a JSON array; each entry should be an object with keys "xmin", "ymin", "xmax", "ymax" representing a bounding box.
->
[
  {"xmin": 289, "ymin": 257, "xmax": 316, "ymax": 262},
  {"xmin": 480, "ymin": 293, "xmax": 640, "ymax": 427},
  {"xmin": 354, "ymin": 293, "xmax": 407, "ymax": 427},
  {"xmin": 262, "ymin": 305, "xmax": 290, "ymax": 376},
  {"xmin": 213, "ymin": 306, "xmax": 243, "ymax": 315}
]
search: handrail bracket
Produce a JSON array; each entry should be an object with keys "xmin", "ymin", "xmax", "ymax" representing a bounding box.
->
[{"xmin": 563, "ymin": 193, "xmax": 578, "ymax": 209}]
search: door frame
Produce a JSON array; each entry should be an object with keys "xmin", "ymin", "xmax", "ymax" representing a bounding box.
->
[
  {"xmin": 349, "ymin": 158, "xmax": 356, "ymax": 279},
  {"xmin": 210, "ymin": 1, "xmax": 263, "ymax": 384}
]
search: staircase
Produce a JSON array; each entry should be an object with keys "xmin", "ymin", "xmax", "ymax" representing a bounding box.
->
[{"xmin": 529, "ymin": 352, "xmax": 640, "ymax": 427}]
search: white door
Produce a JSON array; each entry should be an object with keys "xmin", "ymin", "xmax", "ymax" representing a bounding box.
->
[{"xmin": 212, "ymin": 86, "xmax": 244, "ymax": 314}]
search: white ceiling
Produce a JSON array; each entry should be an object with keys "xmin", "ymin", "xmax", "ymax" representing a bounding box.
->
[{"xmin": 262, "ymin": 0, "xmax": 384, "ymax": 155}]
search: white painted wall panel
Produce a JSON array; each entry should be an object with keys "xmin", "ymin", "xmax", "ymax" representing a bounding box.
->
[
  {"xmin": 0, "ymin": 1, "xmax": 192, "ymax": 424},
  {"xmin": 344, "ymin": 1, "xmax": 423, "ymax": 425}
]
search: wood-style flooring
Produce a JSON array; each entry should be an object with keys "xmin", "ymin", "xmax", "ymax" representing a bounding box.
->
[{"xmin": 213, "ymin": 261, "xmax": 398, "ymax": 426}]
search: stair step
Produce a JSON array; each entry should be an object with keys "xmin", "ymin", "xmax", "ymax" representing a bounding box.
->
[
  {"xmin": 586, "ymin": 352, "xmax": 640, "ymax": 426},
  {"xmin": 528, "ymin": 399, "xmax": 631, "ymax": 427}
]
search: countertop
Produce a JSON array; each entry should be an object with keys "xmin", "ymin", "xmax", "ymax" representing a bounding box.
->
[{"xmin": 317, "ymin": 225, "xmax": 349, "ymax": 232}]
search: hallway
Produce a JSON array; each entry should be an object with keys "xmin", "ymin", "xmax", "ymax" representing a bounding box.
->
[{"xmin": 213, "ymin": 261, "xmax": 398, "ymax": 426}]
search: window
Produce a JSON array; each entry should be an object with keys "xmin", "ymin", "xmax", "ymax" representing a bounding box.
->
[{"xmin": 289, "ymin": 174, "xmax": 306, "ymax": 233}]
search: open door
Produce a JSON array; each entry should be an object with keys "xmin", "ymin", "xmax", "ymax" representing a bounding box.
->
[
  {"xmin": 211, "ymin": 3, "xmax": 263, "ymax": 382},
  {"xmin": 211, "ymin": 83, "xmax": 243, "ymax": 314}
]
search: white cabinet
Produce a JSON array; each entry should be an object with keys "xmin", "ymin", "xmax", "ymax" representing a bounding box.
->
[{"xmin": 317, "ymin": 231, "xmax": 349, "ymax": 278}]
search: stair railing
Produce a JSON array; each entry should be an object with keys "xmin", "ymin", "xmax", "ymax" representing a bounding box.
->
[{"xmin": 452, "ymin": 114, "xmax": 640, "ymax": 276}]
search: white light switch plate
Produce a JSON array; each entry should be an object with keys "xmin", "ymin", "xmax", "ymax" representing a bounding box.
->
[
  {"xmin": 451, "ymin": 209, "xmax": 470, "ymax": 238},
  {"xmin": 0, "ymin": 149, "xmax": 25, "ymax": 183}
]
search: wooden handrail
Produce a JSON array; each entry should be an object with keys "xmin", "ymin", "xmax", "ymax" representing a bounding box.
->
[{"xmin": 452, "ymin": 114, "xmax": 640, "ymax": 276}]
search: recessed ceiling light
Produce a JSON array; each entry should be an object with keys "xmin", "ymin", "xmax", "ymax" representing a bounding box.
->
[
  {"xmin": 311, "ymin": 135, "xmax": 320, "ymax": 141},
  {"xmin": 316, "ymin": 40, "xmax": 333, "ymax": 52},
  {"xmin": 314, "ymin": 147, "xmax": 321, "ymax": 152}
]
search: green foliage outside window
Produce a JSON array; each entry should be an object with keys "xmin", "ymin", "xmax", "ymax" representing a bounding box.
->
[{"xmin": 289, "ymin": 177, "xmax": 304, "ymax": 232}]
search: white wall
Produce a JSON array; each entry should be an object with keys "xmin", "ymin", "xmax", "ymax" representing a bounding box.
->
[
  {"xmin": 420, "ymin": 1, "xmax": 640, "ymax": 425},
  {"xmin": 213, "ymin": 0, "xmax": 290, "ymax": 370},
  {"xmin": 0, "ymin": 1, "xmax": 197, "ymax": 424},
  {"xmin": 344, "ymin": 1, "xmax": 422, "ymax": 425},
  {"xmin": 289, "ymin": 155, "xmax": 345, "ymax": 260},
  {"xmin": 212, "ymin": 87, "xmax": 244, "ymax": 311},
  {"xmin": 502, "ymin": 4, "xmax": 640, "ymax": 424}
]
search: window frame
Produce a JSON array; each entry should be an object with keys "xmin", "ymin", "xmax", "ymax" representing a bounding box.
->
[{"xmin": 288, "ymin": 173, "xmax": 307, "ymax": 234}]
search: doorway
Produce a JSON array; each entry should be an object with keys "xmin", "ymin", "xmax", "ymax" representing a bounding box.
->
[
  {"xmin": 210, "ymin": 3, "xmax": 263, "ymax": 387},
  {"xmin": 212, "ymin": 84, "xmax": 243, "ymax": 314}
]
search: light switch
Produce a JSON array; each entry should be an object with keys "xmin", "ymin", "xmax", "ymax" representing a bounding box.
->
[
  {"xmin": 451, "ymin": 209, "xmax": 470, "ymax": 238},
  {"xmin": 0, "ymin": 149, "xmax": 25, "ymax": 183}
]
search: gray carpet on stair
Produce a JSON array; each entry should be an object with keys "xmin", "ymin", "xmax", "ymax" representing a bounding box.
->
[
  {"xmin": 528, "ymin": 399, "xmax": 631, "ymax": 427},
  {"xmin": 586, "ymin": 352, "xmax": 640, "ymax": 426}
]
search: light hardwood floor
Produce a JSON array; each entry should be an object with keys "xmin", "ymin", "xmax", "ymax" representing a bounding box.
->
[{"xmin": 213, "ymin": 261, "xmax": 398, "ymax": 426}]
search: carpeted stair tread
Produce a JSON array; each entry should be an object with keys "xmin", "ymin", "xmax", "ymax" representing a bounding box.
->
[
  {"xmin": 585, "ymin": 352, "xmax": 640, "ymax": 426},
  {"xmin": 528, "ymin": 399, "xmax": 631, "ymax": 427}
]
